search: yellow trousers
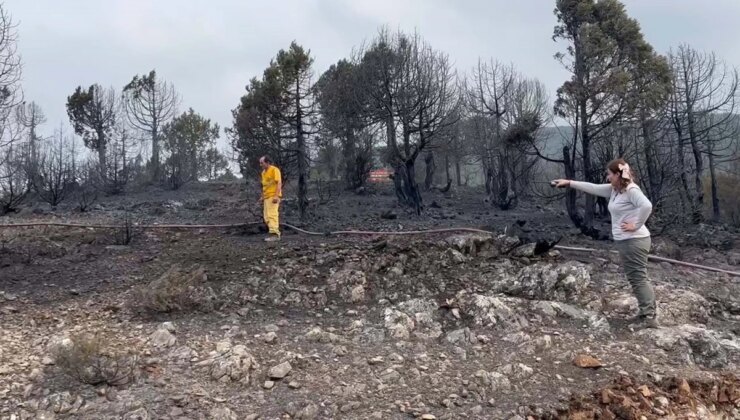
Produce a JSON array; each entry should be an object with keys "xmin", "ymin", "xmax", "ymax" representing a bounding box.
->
[{"xmin": 263, "ymin": 198, "xmax": 280, "ymax": 235}]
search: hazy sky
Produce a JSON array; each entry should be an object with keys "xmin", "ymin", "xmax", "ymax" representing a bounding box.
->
[{"xmin": 7, "ymin": 0, "xmax": 740, "ymax": 150}]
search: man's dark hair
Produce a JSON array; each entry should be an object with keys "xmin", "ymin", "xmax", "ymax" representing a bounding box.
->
[{"xmin": 260, "ymin": 155, "xmax": 272, "ymax": 164}]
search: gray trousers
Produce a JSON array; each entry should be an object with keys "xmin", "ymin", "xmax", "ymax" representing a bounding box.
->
[{"xmin": 614, "ymin": 236, "xmax": 656, "ymax": 318}]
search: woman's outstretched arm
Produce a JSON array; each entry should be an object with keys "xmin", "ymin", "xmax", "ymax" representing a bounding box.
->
[{"xmin": 551, "ymin": 179, "xmax": 613, "ymax": 198}]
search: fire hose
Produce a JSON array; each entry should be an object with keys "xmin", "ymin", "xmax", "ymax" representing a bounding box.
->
[{"xmin": 0, "ymin": 220, "xmax": 738, "ymax": 277}]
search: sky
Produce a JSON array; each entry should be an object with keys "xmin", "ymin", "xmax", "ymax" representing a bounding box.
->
[{"xmin": 6, "ymin": 0, "xmax": 740, "ymax": 152}]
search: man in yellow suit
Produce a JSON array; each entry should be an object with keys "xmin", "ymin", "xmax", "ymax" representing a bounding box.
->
[{"xmin": 258, "ymin": 155, "xmax": 282, "ymax": 241}]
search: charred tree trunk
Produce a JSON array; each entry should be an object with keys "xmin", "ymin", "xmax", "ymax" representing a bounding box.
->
[
  {"xmin": 392, "ymin": 158, "xmax": 422, "ymax": 214},
  {"xmin": 343, "ymin": 129, "xmax": 358, "ymax": 189},
  {"xmin": 596, "ymin": 197, "xmax": 608, "ymax": 217},
  {"xmin": 392, "ymin": 161, "xmax": 408, "ymax": 204},
  {"xmin": 687, "ymin": 113, "xmax": 705, "ymax": 223},
  {"xmin": 563, "ymin": 145, "xmax": 582, "ymax": 227},
  {"xmin": 642, "ymin": 117, "xmax": 662, "ymax": 213},
  {"xmin": 579, "ymin": 103, "xmax": 595, "ymax": 229},
  {"xmin": 680, "ymin": 78, "xmax": 705, "ymax": 223},
  {"xmin": 424, "ymin": 151, "xmax": 435, "ymax": 191},
  {"xmin": 494, "ymin": 151, "xmax": 511, "ymax": 209},
  {"xmin": 455, "ymin": 158, "xmax": 461, "ymax": 186},
  {"xmin": 708, "ymin": 146, "xmax": 720, "ymax": 222},
  {"xmin": 484, "ymin": 165, "xmax": 493, "ymax": 195},
  {"xmin": 404, "ymin": 158, "xmax": 422, "ymax": 214},
  {"xmin": 151, "ymin": 121, "xmax": 160, "ymax": 181},
  {"xmin": 296, "ymin": 79, "xmax": 309, "ymax": 219},
  {"xmin": 676, "ymin": 130, "xmax": 695, "ymax": 222},
  {"xmin": 96, "ymin": 128, "xmax": 107, "ymax": 182}
]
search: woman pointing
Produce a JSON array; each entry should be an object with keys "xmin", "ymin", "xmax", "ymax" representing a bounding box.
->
[{"xmin": 552, "ymin": 158, "xmax": 658, "ymax": 329}]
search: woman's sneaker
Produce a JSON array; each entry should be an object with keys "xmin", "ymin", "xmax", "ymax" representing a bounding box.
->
[{"xmin": 629, "ymin": 315, "xmax": 659, "ymax": 330}]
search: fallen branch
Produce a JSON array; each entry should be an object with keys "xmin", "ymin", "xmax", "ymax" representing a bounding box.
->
[
  {"xmin": 647, "ymin": 254, "xmax": 740, "ymax": 277},
  {"xmin": 555, "ymin": 245, "xmax": 740, "ymax": 277},
  {"xmin": 553, "ymin": 245, "xmax": 601, "ymax": 253}
]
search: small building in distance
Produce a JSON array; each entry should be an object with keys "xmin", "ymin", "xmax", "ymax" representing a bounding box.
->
[{"xmin": 368, "ymin": 168, "xmax": 392, "ymax": 183}]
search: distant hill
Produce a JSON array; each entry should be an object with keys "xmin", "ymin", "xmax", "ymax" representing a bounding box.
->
[
  {"xmin": 536, "ymin": 126, "xmax": 574, "ymax": 159},
  {"xmin": 537, "ymin": 119, "xmax": 738, "ymax": 173}
]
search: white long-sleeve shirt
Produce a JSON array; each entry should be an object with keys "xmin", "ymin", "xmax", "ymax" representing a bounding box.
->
[{"xmin": 569, "ymin": 181, "xmax": 653, "ymax": 241}]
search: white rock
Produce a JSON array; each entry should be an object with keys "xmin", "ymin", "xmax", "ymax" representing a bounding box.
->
[
  {"xmin": 216, "ymin": 341, "xmax": 232, "ymax": 353},
  {"xmin": 327, "ymin": 269, "xmax": 368, "ymax": 302},
  {"xmin": 268, "ymin": 361, "xmax": 292, "ymax": 379},
  {"xmin": 122, "ymin": 408, "xmax": 149, "ymax": 420},
  {"xmin": 208, "ymin": 345, "xmax": 257, "ymax": 383},
  {"xmin": 209, "ymin": 406, "xmax": 238, "ymax": 420},
  {"xmin": 149, "ymin": 328, "xmax": 176, "ymax": 348},
  {"xmin": 498, "ymin": 363, "xmax": 534, "ymax": 379},
  {"xmin": 383, "ymin": 309, "xmax": 415, "ymax": 340},
  {"xmin": 305, "ymin": 327, "xmax": 341, "ymax": 343},
  {"xmin": 296, "ymin": 402, "xmax": 320, "ymax": 419},
  {"xmin": 474, "ymin": 370, "xmax": 512, "ymax": 391}
]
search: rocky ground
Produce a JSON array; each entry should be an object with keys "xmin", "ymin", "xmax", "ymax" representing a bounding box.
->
[{"xmin": 0, "ymin": 181, "xmax": 739, "ymax": 419}]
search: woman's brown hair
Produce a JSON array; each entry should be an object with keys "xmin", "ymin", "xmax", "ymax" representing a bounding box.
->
[{"xmin": 607, "ymin": 158, "xmax": 634, "ymax": 193}]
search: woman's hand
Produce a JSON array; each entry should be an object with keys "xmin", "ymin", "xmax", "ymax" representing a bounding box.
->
[
  {"xmin": 621, "ymin": 221, "xmax": 637, "ymax": 232},
  {"xmin": 551, "ymin": 179, "xmax": 571, "ymax": 188}
]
